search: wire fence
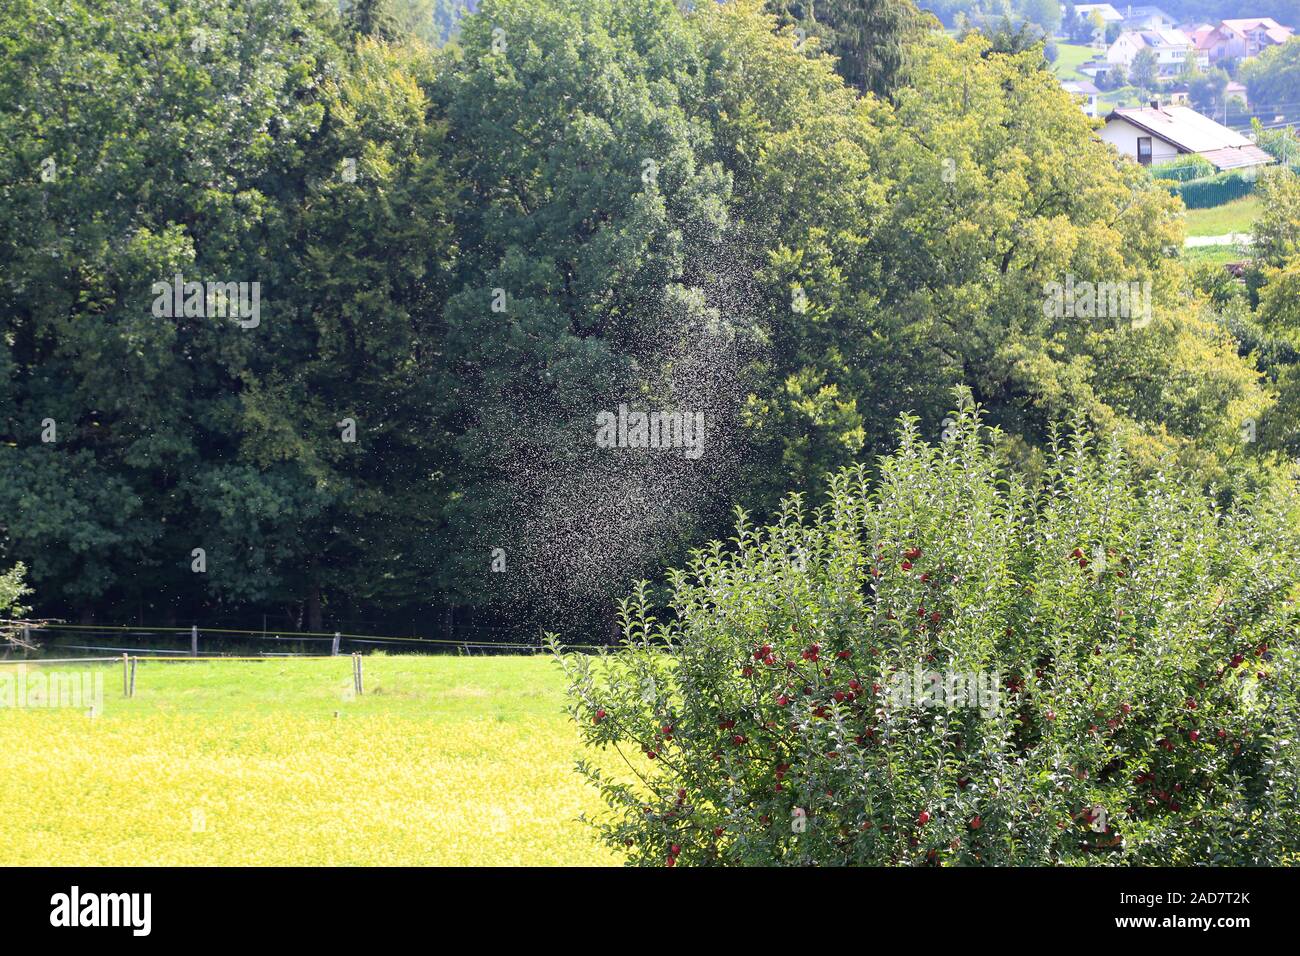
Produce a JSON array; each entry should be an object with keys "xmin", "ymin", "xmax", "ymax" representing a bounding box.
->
[{"xmin": 3, "ymin": 622, "xmax": 608, "ymax": 662}]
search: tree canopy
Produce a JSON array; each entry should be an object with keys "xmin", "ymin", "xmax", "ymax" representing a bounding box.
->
[{"xmin": 0, "ymin": 0, "xmax": 1287, "ymax": 635}]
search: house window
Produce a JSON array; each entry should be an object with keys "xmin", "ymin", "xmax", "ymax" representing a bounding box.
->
[{"xmin": 1137, "ymin": 137, "xmax": 1153, "ymax": 165}]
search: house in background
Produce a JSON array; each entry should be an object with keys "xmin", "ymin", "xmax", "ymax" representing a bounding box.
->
[
  {"xmin": 1100, "ymin": 102, "xmax": 1274, "ymax": 170},
  {"xmin": 1061, "ymin": 78, "xmax": 1102, "ymax": 118},
  {"xmin": 1225, "ymin": 81, "xmax": 1249, "ymax": 109},
  {"xmin": 1077, "ymin": 55, "xmax": 1113, "ymax": 78},
  {"xmin": 1107, "ymin": 28, "xmax": 1197, "ymax": 76},
  {"xmin": 1189, "ymin": 23, "xmax": 1217, "ymax": 55},
  {"xmin": 1120, "ymin": 5, "xmax": 1177, "ymax": 30},
  {"xmin": 1071, "ymin": 3, "xmax": 1124, "ymax": 24},
  {"xmin": 1066, "ymin": 3, "xmax": 1124, "ymax": 48},
  {"xmin": 1197, "ymin": 18, "xmax": 1294, "ymax": 64}
]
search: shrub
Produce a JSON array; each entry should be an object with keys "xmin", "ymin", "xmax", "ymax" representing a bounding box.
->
[
  {"xmin": 1168, "ymin": 169, "xmax": 1257, "ymax": 209},
  {"xmin": 0, "ymin": 563, "xmax": 32, "ymax": 649},
  {"xmin": 1150, "ymin": 155, "xmax": 1215, "ymax": 183},
  {"xmin": 555, "ymin": 400, "xmax": 1300, "ymax": 865},
  {"xmin": 0, "ymin": 564, "xmax": 28, "ymax": 617}
]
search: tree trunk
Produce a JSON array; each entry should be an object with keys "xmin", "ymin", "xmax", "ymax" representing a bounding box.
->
[
  {"xmin": 602, "ymin": 603, "xmax": 621, "ymax": 645},
  {"xmin": 306, "ymin": 584, "xmax": 323, "ymax": 633}
]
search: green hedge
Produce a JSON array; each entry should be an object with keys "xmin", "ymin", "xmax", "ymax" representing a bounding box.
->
[
  {"xmin": 1167, "ymin": 169, "xmax": 1258, "ymax": 209},
  {"xmin": 1151, "ymin": 155, "xmax": 1216, "ymax": 182}
]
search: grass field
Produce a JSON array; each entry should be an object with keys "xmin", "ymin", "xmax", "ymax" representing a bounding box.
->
[
  {"xmin": 1052, "ymin": 42, "xmax": 1096, "ymax": 81},
  {"xmin": 1183, "ymin": 195, "xmax": 1261, "ymax": 237},
  {"xmin": 1051, "ymin": 44, "xmax": 1147, "ymax": 114},
  {"xmin": 0, "ymin": 655, "xmax": 622, "ymax": 866},
  {"xmin": 1180, "ymin": 244, "xmax": 1251, "ymax": 268}
]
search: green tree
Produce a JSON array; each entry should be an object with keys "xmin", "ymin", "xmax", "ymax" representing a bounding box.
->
[
  {"xmin": 1019, "ymin": 0, "xmax": 1060, "ymax": 38},
  {"xmin": 1086, "ymin": 10, "xmax": 1106, "ymax": 44},
  {"xmin": 558, "ymin": 402, "xmax": 1300, "ymax": 865},
  {"xmin": 0, "ymin": 0, "xmax": 345, "ymax": 619},
  {"xmin": 1242, "ymin": 36, "xmax": 1300, "ymax": 114},
  {"xmin": 1190, "ymin": 66, "xmax": 1230, "ymax": 115},
  {"xmin": 1130, "ymin": 48, "xmax": 1159, "ymax": 95},
  {"xmin": 768, "ymin": 0, "xmax": 927, "ymax": 98},
  {"xmin": 424, "ymin": 0, "xmax": 747, "ymax": 616},
  {"xmin": 0, "ymin": 0, "xmax": 456, "ymax": 628},
  {"xmin": 853, "ymin": 33, "xmax": 1265, "ymax": 478},
  {"xmin": 1251, "ymin": 167, "xmax": 1300, "ymax": 269},
  {"xmin": 0, "ymin": 563, "xmax": 32, "ymax": 647}
]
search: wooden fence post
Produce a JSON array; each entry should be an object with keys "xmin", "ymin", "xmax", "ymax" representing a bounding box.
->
[
  {"xmin": 354, "ymin": 653, "xmax": 364, "ymax": 696},
  {"xmin": 122, "ymin": 653, "xmax": 129, "ymax": 697},
  {"xmin": 129, "ymin": 656, "xmax": 137, "ymax": 698},
  {"xmin": 191, "ymin": 624, "xmax": 198, "ymax": 658},
  {"xmin": 332, "ymin": 631, "xmax": 341, "ymax": 657}
]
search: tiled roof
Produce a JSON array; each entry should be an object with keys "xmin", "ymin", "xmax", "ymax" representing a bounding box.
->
[{"xmin": 1199, "ymin": 145, "xmax": 1273, "ymax": 169}]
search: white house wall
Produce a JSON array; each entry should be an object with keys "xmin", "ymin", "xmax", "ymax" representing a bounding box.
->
[{"xmin": 1099, "ymin": 118, "xmax": 1182, "ymax": 164}]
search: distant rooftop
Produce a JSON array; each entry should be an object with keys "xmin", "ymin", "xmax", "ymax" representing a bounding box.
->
[
  {"xmin": 1122, "ymin": 5, "xmax": 1173, "ymax": 21},
  {"xmin": 1220, "ymin": 18, "xmax": 1293, "ymax": 43},
  {"xmin": 1107, "ymin": 104, "xmax": 1273, "ymax": 169},
  {"xmin": 1072, "ymin": 3, "xmax": 1123, "ymax": 19},
  {"xmin": 1120, "ymin": 27, "xmax": 1192, "ymax": 49},
  {"xmin": 1061, "ymin": 79, "xmax": 1101, "ymax": 96}
]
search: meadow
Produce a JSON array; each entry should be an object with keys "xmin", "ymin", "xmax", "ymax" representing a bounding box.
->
[
  {"xmin": 1051, "ymin": 41, "xmax": 1096, "ymax": 81},
  {"xmin": 0, "ymin": 655, "xmax": 621, "ymax": 866},
  {"xmin": 1051, "ymin": 42, "xmax": 1147, "ymax": 112},
  {"xmin": 1182, "ymin": 195, "xmax": 1261, "ymax": 237}
]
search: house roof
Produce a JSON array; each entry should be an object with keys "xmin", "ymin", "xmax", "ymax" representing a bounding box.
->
[
  {"xmin": 1190, "ymin": 24, "xmax": 1216, "ymax": 47},
  {"xmin": 1221, "ymin": 17, "xmax": 1288, "ymax": 33},
  {"xmin": 1219, "ymin": 18, "xmax": 1293, "ymax": 43},
  {"xmin": 1105, "ymin": 105, "xmax": 1273, "ymax": 169},
  {"xmin": 1074, "ymin": 4, "xmax": 1124, "ymax": 20},
  {"xmin": 1119, "ymin": 28, "xmax": 1191, "ymax": 50},
  {"xmin": 1199, "ymin": 146, "xmax": 1270, "ymax": 170},
  {"xmin": 1150, "ymin": 27, "xmax": 1191, "ymax": 46},
  {"xmin": 1123, "ymin": 5, "xmax": 1173, "ymax": 21},
  {"xmin": 1062, "ymin": 79, "xmax": 1101, "ymax": 95}
]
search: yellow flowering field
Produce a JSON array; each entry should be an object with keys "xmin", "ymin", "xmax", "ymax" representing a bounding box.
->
[{"xmin": 0, "ymin": 655, "xmax": 622, "ymax": 866}]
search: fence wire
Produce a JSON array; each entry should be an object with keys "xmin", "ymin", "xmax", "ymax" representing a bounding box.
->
[{"xmin": 4, "ymin": 622, "xmax": 605, "ymax": 660}]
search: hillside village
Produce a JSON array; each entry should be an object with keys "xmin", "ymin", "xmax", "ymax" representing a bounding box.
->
[
  {"xmin": 1039, "ymin": 5, "xmax": 1300, "ymax": 252},
  {"xmin": 1053, "ymin": 7, "xmax": 1290, "ymax": 114}
]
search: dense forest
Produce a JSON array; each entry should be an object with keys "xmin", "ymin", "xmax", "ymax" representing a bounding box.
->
[{"xmin": 2, "ymin": 0, "xmax": 1297, "ymax": 641}]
